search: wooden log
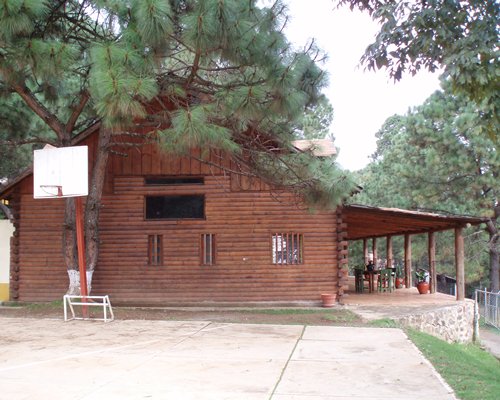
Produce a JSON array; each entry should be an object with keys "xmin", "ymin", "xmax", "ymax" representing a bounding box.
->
[
  {"xmin": 404, "ymin": 234, "xmax": 412, "ymax": 288},
  {"xmin": 428, "ymin": 231, "xmax": 436, "ymax": 294},
  {"xmin": 455, "ymin": 227, "xmax": 465, "ymax": 301},
  {"xmin": 386, "ymin": 235, "xmax": 393, "ymax": 268}
]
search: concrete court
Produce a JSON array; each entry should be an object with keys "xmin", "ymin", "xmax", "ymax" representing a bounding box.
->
[{"xmin": 0, "ymin": 317, "xmax": 456, "ymax": 400}]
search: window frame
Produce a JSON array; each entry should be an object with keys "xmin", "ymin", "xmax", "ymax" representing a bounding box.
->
[
  {"xmin": 144, "ymin": 194, "xmax": 205, "ymax": 220},
  {"xmin": 148, "ymin": 234, "xmax": 163, "ymax": 266},
  {"xmin": 271, "ymin": 233, "xmax": 304, "ymax": 265},
  {"xmin": 144, "ymin": 176, "xmax": 204, "ymax": 186},
  {"xmin": 200, "ymin": 233, "xmax": 216, "ymax": 266}
]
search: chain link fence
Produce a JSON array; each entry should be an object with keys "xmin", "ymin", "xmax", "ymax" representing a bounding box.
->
[{"xmin": 475, "ymin": 289, "xmax": 500, "ymax": 330}]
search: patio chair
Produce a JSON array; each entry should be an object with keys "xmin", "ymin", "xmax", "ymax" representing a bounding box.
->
[
  {"xmin": 354, "ymin": 267, "xmax": 369, "ymax": 293},
  {"xmin": 377, "ymin": 269, "xmax": 394, "ymax": 293}
]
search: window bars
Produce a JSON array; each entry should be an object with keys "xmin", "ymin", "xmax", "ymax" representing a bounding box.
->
[
  {"xmin": 272, "ymin": 233, "xmax": 303, "ymax": 265},
  {"xmin": 201, "ymin": 233, "xmax": 216, "ymax": 266},
  {"xmin": 148, "ymin": 234, "xmax": 163, "ymax": 266}
]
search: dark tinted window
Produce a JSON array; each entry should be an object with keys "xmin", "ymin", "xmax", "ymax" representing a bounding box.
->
[
  {"xmin": 145, "ymin": 195, "xmax": 205, "ymax": 219},
  {"xmin": 145, "ymin": 177, "xmax": 204, "ymax": 185}
]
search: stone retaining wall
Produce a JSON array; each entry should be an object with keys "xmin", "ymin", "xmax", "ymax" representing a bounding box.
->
[{"xmin": 395, "ymin": 300, "xmax": 475, "ymax": 343}]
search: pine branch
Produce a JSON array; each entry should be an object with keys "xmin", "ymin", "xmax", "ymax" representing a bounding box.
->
[
  {"xmin": 0, "ymin": 66, "xmax": 66, "ymax": 140},
  {"xmin": 65, "ymin": 91, "xmax": 90, "ymax": 134},
  {"xmin": 0, "ymin": 137, "xmax": 59, "ymax": 146},
  {"xmin": 192, "ymin": 73, "xmax": 268, "ymax": 91},
  {"xmin": 109, "ymin": 150, "xmax": 129, "ymax": 157},
  {"xmin": 186, "ymin": 47, "xmax": 201, "ymax": 87},
  {"xmin": 191, "ymin": 155, "xmax": 257, "ymax": 178}
]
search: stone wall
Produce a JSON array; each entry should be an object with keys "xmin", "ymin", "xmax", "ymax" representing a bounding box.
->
[{"xmin": 396, "ymin": 300, "xmax": 476, "ymax": 343}]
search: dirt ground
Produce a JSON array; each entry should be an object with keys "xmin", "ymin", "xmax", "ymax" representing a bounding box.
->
[{"xmin": 0, "ymin": 302, "xmax": 367, "ymax": 326}]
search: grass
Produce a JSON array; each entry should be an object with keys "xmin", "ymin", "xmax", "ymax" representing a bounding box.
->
[
  {"xmin": 322, "ymin": 310, "xmax": 360, "ymax": 323},
  {"xmin": 25, "ymin": 300, "xmax": 63, "ymax": 310},
  {"xmin": 238, "ymin": 308, "xmax": 361, "ymax": 323},
  {"xmin": 406, "ymin": 328, "xmax": 500, "ymax": 400},
  {"xmin": 367, "ymin": 318, "xmax": 500, "ymax": 399},
  {"xmin": 367, "ymin": 318, "xmax": 399, "ymax": 328},
  {"xmin": 479, "ymin": 317, "xmax": 500, "ymax": 334},
  {"xmin": 239, "ymin": 308, "xmax": 346, "ymax": 315}
]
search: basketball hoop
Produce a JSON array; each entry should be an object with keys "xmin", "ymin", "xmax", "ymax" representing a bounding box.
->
[
  {"xmin": 39, "ymin": 185, "xmax": 63, "ymax": 197},
  {"xmin": 33, "ymin": 146, "xmax": 88, "ymax": 199},
  {"xmin": 33, "ymin": 146, "xmax": 90, "ymax": 317}
]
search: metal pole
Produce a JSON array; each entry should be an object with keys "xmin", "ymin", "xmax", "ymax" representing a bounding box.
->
[
  {"xmin": 75, "ymin": 196, "xmax": 88, "ymax": 318},
  {"xmin": 473, "ymin": 290, "xmax": 480, "ymax": 343}
]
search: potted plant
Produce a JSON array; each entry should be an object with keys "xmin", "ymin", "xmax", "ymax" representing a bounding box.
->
[
  {"xmin": 415, "ymin": 269, "xmax": 430, "ymax": 294},
  {"xmin": 394, "ymin": 265, "xmax": 404, "ymax": 289},
  {"xmin": 321, "ymin": 293, "xmax": 336, "ymax": 307}
]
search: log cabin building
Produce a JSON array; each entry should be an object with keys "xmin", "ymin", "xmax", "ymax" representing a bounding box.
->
[{"xmin": 0, "ymin": 124, "xmax": 486, "ymax": 305}]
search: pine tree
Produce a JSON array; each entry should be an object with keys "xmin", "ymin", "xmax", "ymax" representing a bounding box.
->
[
  {"xmin": 353, "ymin": 83, "xmax": 499, "ymax": 290},
  {"xmin": 0, "ymin": 1, "xmax": 355, "ymax": 293}
]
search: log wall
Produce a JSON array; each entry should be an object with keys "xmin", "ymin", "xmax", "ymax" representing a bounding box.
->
[{"xmin": 13, "ymin": 132, "xmax": 340, "ymax": 304}]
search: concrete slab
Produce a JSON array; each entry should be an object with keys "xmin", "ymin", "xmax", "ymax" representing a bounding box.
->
[
  {"xmin": 0, "ymin": 318, "xmax": 456, "ymax": 399},
  {"xmin": 275, "ymin": 326, "xmax": 456, "ymax": 400}
]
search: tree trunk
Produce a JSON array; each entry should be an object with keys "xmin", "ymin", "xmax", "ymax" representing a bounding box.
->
[
  {"xmin": 490, "ymin": 243, "xmax": 499, "ymax": 292},
  {"xmin": 486, "ymin": 216, "xmax": 499, "ymax": 291},
  {"xmin": 84, "ymin": 128, "xmax": 112, "ymax": 293},
  {"xmin": 487, "ymin": 204, "xmax": 499, "ymax": 291}
]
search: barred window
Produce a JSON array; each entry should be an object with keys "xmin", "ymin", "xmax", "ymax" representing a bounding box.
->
[
  {"xmin": 272, "ymin": 233, "xmax": 303, "ymax": 265},
  {"xmin": 148, "ymin": 234, "xmax": 163, "ymax": 266},
  {"xmin": 201, "ymin": 233, "xmax": 216, "ymax": 266}
]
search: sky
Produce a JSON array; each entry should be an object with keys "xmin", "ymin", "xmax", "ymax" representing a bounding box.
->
[{"xmin": 284, "ymin": 0, "xmax": 442, "ymax": 171}]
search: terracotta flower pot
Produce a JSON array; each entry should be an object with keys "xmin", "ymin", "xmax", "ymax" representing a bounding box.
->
[
  {"xmin": 321, "ymin": 293, "xmax": 336, "ymax": 307},
  {"xmin": 417, "ymin": 282, "xmax": 429, "ymax": 294},
  {"xmin": 395, "ymin": 277, "xmax": 404, "ymax": 289}
]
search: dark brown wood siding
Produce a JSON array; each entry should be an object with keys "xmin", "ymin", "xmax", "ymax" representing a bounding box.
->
[
  {"xmin": 16, "ymin": 195, "xmax": 68, "ymax": 300},
  {"xmin": 14, "ymin": 132, "xmax": 340, "ymax": 304}
]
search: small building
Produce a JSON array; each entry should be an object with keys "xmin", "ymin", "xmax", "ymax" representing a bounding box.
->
[
  {"xmin": 437, "ymin": 274, "xmax": 457, "ymax": 296},
  {"xmin": 0, "ymin": 125, "xmax": 485, "ymax": 305}
]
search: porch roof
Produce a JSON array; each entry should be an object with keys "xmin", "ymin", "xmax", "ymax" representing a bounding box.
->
[{"xmin": 342, "ymin": 204, "xmax": 487, "ymax": 241}]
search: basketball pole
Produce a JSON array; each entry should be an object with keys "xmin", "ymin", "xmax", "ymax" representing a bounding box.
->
[{"xmin": 75, "ymin": 196, "xmax": 89, "ymax": 318}]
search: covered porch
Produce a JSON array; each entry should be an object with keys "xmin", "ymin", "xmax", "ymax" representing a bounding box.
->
[{"xmin": 339, "ymin": 204, "xmax": 486, "ymax": 301}]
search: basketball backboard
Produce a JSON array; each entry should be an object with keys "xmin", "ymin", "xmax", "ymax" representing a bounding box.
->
[{"xmin": 33, "ymin": 145, "xmax": 88, "ymax": 198}]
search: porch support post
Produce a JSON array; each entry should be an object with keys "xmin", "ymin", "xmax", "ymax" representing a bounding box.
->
[
  {"xmin": 372, "ymin": 237, "xmax": 377, "ymax": 266},
  {"xmin": 363, "ymin": 238, "xmax": 369, "ymax": 265},
  {"xmin": 386, "ymin": 235, "xmax": 393, "ymax": 269},
  {"xmin": 455, "ymin": 227, "xmax": 465, "ymax": 301},
  {"xmin": 404, "ymin": 234, "xmax": 412, "ymax": 288},
  {"xmin": 428, "ymin": 232, "xmax": 436, "ymax": 294}
]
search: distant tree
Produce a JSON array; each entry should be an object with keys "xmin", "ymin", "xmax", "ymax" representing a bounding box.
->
[
  {"xmin": 338, "ymin": 0, "xmax": 499, "ymax": 144},
  {"xmin": 0, "ymin": 1, "xmax": 354, "ymax": 294},
  {"xmin": 295, "ymin": 95, "xmax": 334, "ymax": 140},
  {"xmin": 353, "ymin": 84, "xmax": 499, "ymax": 290}
]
